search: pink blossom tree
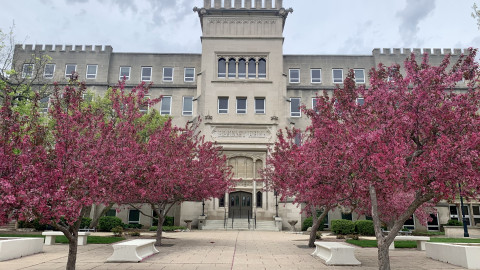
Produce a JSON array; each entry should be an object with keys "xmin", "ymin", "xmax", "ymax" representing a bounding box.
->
[
  {"xmin": 331, "ymin": 50, "xmax": 480, "ymax": 269},
  {"xmin": 119, "ymin": 118, "xmax": 234, "ymax": 246}
]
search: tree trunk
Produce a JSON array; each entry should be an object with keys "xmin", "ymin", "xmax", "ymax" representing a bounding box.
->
[
  {"xmin": 369, "ymin": 184, "xmax": 391, "ymax": 270},
  {"xmin": 308, "ymin": 208, "xmax": 329, "ymax": 247},
  {"xmin": 89, "ymin": 203, "xmax": 114, "ymax": 229},
  {"xmin": 377, "ymin": 238, "xmax": 391, "ymax": 270},
  {"xmin": 155, "ymin": 215, "xmax": 165, "ymax": 246},
  {"xmin": 66, "ymin": 234, "xmax": 79, "ymax": 270}
]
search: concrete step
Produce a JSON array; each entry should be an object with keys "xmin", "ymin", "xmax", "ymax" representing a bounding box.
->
[
  {"xmin": 0, "ymin": 220, "xmax": 17, "ymax": 231},
  {"xmin": 202, "ymin": 219, "xmax": 278, "ymax": 231}
]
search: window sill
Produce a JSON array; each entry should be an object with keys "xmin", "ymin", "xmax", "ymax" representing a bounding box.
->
[{"xmin": 212, "ymin": 79, "xmax": 273, "ymax": 84}]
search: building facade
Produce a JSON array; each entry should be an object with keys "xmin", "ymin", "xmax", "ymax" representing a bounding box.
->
[{"xmin": 13, "ymin": 0, "xmax": 478, "ymax": 231}]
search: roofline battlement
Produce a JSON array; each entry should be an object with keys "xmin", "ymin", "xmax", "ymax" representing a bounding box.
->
[
  {"xmin": 202, "ymin": 0, "xmax": 283, "ymax": 10},
  {"xmin": 14, "ymin": 44, "xmax": 113, "ymax": 53},
  {"xmin": 373, "ymin": 48, "xmax": 468, "ymax": 57}
]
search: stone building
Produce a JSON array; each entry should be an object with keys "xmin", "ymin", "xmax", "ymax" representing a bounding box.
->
[{"xmin": 12, "ymin": 0, "xmax": 478, "ymax": 232}]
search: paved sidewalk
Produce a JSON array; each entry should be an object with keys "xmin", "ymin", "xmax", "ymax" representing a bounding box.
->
[{"xmin": 0, "ymin": 230, "xmax": 463, "ymax": 270}]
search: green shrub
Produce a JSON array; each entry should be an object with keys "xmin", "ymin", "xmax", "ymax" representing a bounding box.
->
[
  {"xmin": 18, "ymin": 219, "xmax": 50, "ymax": 231},
  {"xmin": 447, "ymin": 219, "xmax": 463, "ymax": 226},
  {"xmin": 80, "ymin": 217, "xmax": 92, "ymax": 229},
  {"xmin": 129, "ymin": 231, "xmax": 140, "ymax": 237},
  {"xmin": 163, "ymin": 216, "xmax": 174, "ymax": 226},
  {"xmin": 98, "ymin": 216, "xmax": 123, "ymax": 232},
  {"xmin": 301, "ymin": 216, "xmax": 325, "ymax": 231},
  {"xmin": 149, "ymin": 226, "xmax": 157, "ymax": 231},
  {"xmin": 124, "ymin": 223, "xmax": 143, "ymax": 229},
  {"xmin": 111, "ymin": 226, "xmax": 123, "ymax": 237},
  {"xmin": 355, "ymin": 220, "xmax": 375, "ymax": 236},
  {"xmin": 331, "ymin": 219, "xmax": 355, "ymax": 235}
]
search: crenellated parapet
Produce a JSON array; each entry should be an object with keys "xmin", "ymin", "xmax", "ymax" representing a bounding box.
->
[
  {"xmin": 201, "ymin": 0, "xmax": 283, "ymax": 9},
  {"xmin": 14, "ymin": 44, "xmax": 113, "ymax": 53},
  {"xmin": 372, "ymin": 48, "xmax": 468, "ymax": 57}
]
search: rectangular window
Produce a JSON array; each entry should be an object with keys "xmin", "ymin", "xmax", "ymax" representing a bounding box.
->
[
  {"xmin": 427, "ymin": 213, "xmax": 439, "ymax": 231},
  {"xmin": 119, "ymin": 66, "xmax": 131, "ymax": 80},
  {"xmin": 44, "ymin": 64, "xmax": 55, "ymax": 79},
  {"xmin": 255, "ymin": 97, "xmax": 265, "ymax": 114},
  {"xmin": 106, "ymin": 209, "xmax": 116, "ymax": 217},
  {"xmin": 39, "ymin": 97, "xmax": 49, "ymax": 113},
  {"xmin": 236, "ymin": 97, "xmax": 247, "ymax": 114},
  {"xmin": 160, "ymin": 96, "xmax": 171, "ymax": 115},
  {"xmin": 311, "ymin": 69, "xmax": 321, "ymax": 83},
  {"xmin": 332, "ymin": 69, "xmax": 343, "ymax": 83},
  {"xmin": 473, "ymin": 205, "xmax": 480, "ymax": 226},
  {"xmin": 182, "ymin": 96, "xmax": 193, "ymax": 116},
  {"xmin": 163, "ymin": 67, "xmax": 173, "ymax": 82},
  {"xmin": 341, "ymin": 212, "xmax": 353, "ymax": 221},
  {"xmin": 461, "ymin": 205, "xmax": 471, "ymax": 226},
  {"xmin": 128, "ymin": 209, "xmax": 140, "ymax": 224},
  {"xmin": 289, "ymin": 69, "xmax": 300, "ymax": 83},
  {"xmin": 139, "ymin": 96, "xmax": 150, "ymax": 114},
  {"xmin": 354, "ymin": 69, "xmax": 365, "ymax": 84},
  {"xmin": 290, "ymin": 97, "xmax": 301, "ymax": 117},
  {"xmin": 218, "ymin": 97, "xmax": 229, "ymax": 114},
  {"xmin": 312, "ymin": 98, "xmax": 319, "ymax": 112},
  {"xmin": 82, "ymin": 93, "xmax": 93, "ymax": 103},
  {"xmin": 184, "ymin": 68, "xmax": 195, "ymax": 82},
  {"xmin": 65, "ymin": 64, "xmax": 76, "ymax": 78},
  {"xmin": 141, "ymin": 67, "xmax": 152, "ymax": 81},
  {"xmin": 22, "ymin": 64, "xmax": 34, "ymax": 78},
  {"xmin": 86, "ymin": 65, "xmax": 97, "ymax": 79},
  {"xmin": 403, "ymin": 215, "xmax": 415, "ymax": 230},
  {"xmin": 356, "ymin": 97, "xmax": 365, "ymax": 106}
]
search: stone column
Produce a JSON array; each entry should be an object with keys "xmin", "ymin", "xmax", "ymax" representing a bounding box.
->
[
  {"xmin": 214, "ymin": 0, "xmax": 221, "ymax": 9},
  {"xmin": 235, "ymin": 59, "xmax": 239, "ymax": 79},
  {"xmin": 235, "ymin": 0, "xmax": 242, "ymax": 8},
  {"xmin": 255, "ymin": 59, "xmax": 259, "ymax": 79},
  {"xmin": 266, "ymin": 0, "xmax": 272, "ymax": 9},
  {"xmin": 275, "ymin": 0, "xmax": 282, "ymax": 8},
  {"xmin": 253, "ymin": 180, "xmax": 257, "ymax": 219},
  {"xmin": 204, "ymin": 0, "xmax": 211, "ymax": 8}
]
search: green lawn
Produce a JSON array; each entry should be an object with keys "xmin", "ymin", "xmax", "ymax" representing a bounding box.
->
[
  {"xmin": 346, "ymin": 237, "xmax": 480, "ymax": 248},
  {"xmin": 0, "ymin": 234, "xmax": 125, "ymax": 244}
]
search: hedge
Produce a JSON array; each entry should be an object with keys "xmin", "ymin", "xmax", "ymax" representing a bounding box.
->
[
  {"xmin": 302, "ymin": 217, "xmax": 325, "ymax": 231},
  {"xmin": 98, "ymin": 216, "xmax": 123, "ymax": 232},
  {"xmin": 331, "ymin": 219, "xmax": 355, "ymax": 235},
  {"xmin": 354, "ymin": 220, "xmax": 375, "ymax": 236}
]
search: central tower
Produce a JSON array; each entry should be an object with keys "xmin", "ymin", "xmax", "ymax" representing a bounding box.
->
[{"xmin": 194, "ymin": 0, "xmax": 293, "ymax": 224}]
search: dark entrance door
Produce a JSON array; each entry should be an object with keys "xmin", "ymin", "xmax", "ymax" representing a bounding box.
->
[{"xmin": 229, "ymin": 191, "xmax": 252, "ymax": 219}]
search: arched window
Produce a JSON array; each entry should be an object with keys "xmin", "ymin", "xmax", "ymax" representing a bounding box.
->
[
  {"xmin": 258, "ymin": 58, "xmax": 266, "ymax": 79},
  {"xmin": 238, "ymin": 58, "xmax": 246, "ymax": 78},
  {"xmin": 256, "ymin": 191, "xmax": 262, "ymax": 207},
  {"xmin": 218, "ymin": 58, "xmax": 226, "ymax": 78},
  {"xmin": 228, "ymin": 58, "xmax": 236, "ymax": 78},
  {"xmin": 248, "ymin": 58, "xmax": 256, "ymax": 79}
]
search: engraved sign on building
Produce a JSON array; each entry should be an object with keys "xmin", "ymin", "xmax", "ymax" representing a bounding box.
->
[{"xmin": 211, "ymin": 126, "xmax": 273, "ymax": 142}]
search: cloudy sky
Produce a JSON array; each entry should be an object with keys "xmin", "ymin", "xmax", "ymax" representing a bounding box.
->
[{"xmin": 1, "ymin": 0, "xmax": 479, "ymax": 55}]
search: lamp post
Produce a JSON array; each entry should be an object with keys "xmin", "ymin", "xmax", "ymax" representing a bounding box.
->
[
  {"xmin": 201, "ymin": 199, "xmax": 205, "ymax": 216},
  {"xmin": 458, "ymin": 183, "xmax": 469, "ymax": 237},
  {"xmin": 274, "ymin": 190, "xmax": 279, "ymax": 218}
]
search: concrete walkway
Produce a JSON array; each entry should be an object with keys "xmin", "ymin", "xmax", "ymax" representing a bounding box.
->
[{"xmin": 0, "ymin": 230, "xmax": 463, "ymax": 270}]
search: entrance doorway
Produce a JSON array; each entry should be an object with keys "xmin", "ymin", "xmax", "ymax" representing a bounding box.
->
[{"xmin": 229, "ymin": 191, "xmax": 252, "ymax": 219}]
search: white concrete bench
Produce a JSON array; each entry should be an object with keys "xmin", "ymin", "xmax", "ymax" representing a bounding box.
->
[
  {"xmin": 106, "ymin": 239, "xmax": 159, "ymax": 262},
  {"xmin": 389, "ymin": 235, "xmax": 430, "ymax": 251},
  {"xmin": 41, "ymin": 231, "xmax": 90, "ymax": 245},
  {"xmin": 312, "ymin": 242, "xmax": 361, "ymax": 265}
]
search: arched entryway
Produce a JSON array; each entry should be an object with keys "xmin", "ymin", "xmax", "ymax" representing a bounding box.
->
[{"xmin": 229, "ymin": 191, "xmax": 252, "ymax": 219}]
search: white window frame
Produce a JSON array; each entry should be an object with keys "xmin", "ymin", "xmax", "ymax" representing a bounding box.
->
[
  {"xmin": 403, "ymin": 215, "xmax": 415, "ymax": 230},
  {"xmin": 86, "ymin": 65, "xmax": 97, "ymax": 79},
  {"xmin": 218, "ymin": 97, "xmax": 229, "ymax": 114},
  {"xmin": 427, "ymin": 213, "xmax": 440, "ymax": 231},
  {"xmin": 141, "ymin": 67, "xmax": 152, "ymax": 81},
  {"xmin": 65, "ymin": 64, "xmax": 77, "ymax": 78},
  {"xmin": 356, "ymin": 97, "xmax": 365, "ymax": 106},
  {"xmin": 160, "ymin": 96, "xmax": 172, "ymax": 115},
  {"xmin": 82, "ymin": 93, "xmax": 94, "ymax": 103},
  {"xmin": 184, "ymin": 68, "xmax": 195, "ymax": 82},
  {"xmin": 22, "ymin": 64, "xmax": 34, "ymax": 78},
  {"xmin": 39, "ymin": 96, "xmax": 50, "ymax": 113},
  {"xmin": 43, "ymin": 64, "xmax": 55, "ymax": 79},
  {"xmin": 354, "ymin": 69, "xmax": 365, "ymax": 84},
  {"xmin": 119, "ymin": 66, "xmax": 131, "ymax": 81},
  {"xmin": 182, "ymin": 96, "xmax": 193, "ymax": 116},
  {"xmin": 140, "ymin": 96, "xmax": 150, "ymax": 114},
  {"xmin": 312, "ymin": 98, "xmax": 319, "ymax": 111},
  {"xmin": 473, "ymin": 205, "xmax": 480, "ymax": 226},
  {"xmin": 236, "ymin": 97, "xmax": 247, "ymax": 114},
  {"xmin": 255, "ymin": 97, "xmax": 265, "ymax": 114},
  {"xmin": 290, "ymin": 97, "xmax": 301, "ymax": 117},
  {"xmin": 163, "ymin": 67, "xmax": 174, "ymax": 82},
  {"xmin": 311, "ymin": 69, "xmax": 321, "ymax": 84},
  {"xmin": 289, "ymin": 69, "xmax": 300, "ymax": 83},
  {"xmin": 332, "ymin": 69, "xmax": 343, "ymax": 83}
]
